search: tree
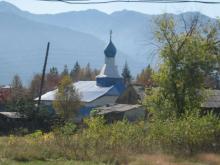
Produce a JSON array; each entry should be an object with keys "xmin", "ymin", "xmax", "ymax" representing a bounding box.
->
[
  {"xmin": 136, "ymin": 64, "xmax": 154, "ymax": 87},
  {"xmin": 84, "ymin": 63, "xmax": 93, "ymax": 80},
  {"xmin": 122, "ymin": 61, "xmax": 132, "ymax": 86},
  {"xmin": 46, "ymin": 67, "xmax": 60, "ymax": 90},
  {"xmin": 145, "ymin": 15, "xmax": 220, "ymax": 118},
  {"xmin": 29, "ymin": 74, "xmax": 42, "ymax": 98},
  {"xmin": 11, "ymin": 74, "xmax": 22, "ymax": 91},
  {"xmin": 70, "ymin": 61, "xmax": 81, "ymax": 81},
  {"xmin": 53, "ymin": 75, "xmax": 81, "ymax": 122},
  {"xmin": 10, "ymin": 74, "xmax": 24, "ymax": 100},
  {"xmin": 61, "ymin": 65, "xmax": 69, "ymax": 77},
  {"xmin": 7, "ymin": 75, "xmax": 35, "ymax": 117},
  {"xmin": 30, "ymin": 67, "xmax": 60, "ymax": 99}
]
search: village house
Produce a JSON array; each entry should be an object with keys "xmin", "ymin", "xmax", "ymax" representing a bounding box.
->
[
  {"xmin": 0, "ymin": 85, "xmax": 11, "ymax": 111},
  {"xmin": 96, "ymin": 104, "xmax": 146, "ymax": 123},
  {"xmin": 0, "ymin": 112, "xmax": 27, "ymax": 133},
  {"xmin": 116, "ymin": 84, "xmax": 145, "ymax": 104}
]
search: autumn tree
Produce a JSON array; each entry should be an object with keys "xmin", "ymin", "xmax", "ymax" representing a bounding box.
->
[
  {"xmin": 29, "ymin": 74, "xmax": 42, "ymax": 98},
  {"xmin": 46, "ymin": 67, "xmax": 60, "ymax": 90},
  {"xmin": 136, "ymin": 65, "xmax": 154, "ymax": 87},
  {"xmin": 145, "ymin": 15, "xmax": 220, "ymax": 118},
  {"xmin": 7, "ymin": 75, "xmax": 35, "ymax": 117},
  {"xmin": 53, "ymin": 75, "xmax": 81, "ymax": 122},
  {"xmin": 10, "ymin": 74, "xmax": 24, "ymax": 99}
]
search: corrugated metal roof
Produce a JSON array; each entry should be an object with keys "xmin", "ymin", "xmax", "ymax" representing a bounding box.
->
[
  {"xmin": 74, "ymin": 81, "xmax": 113, "ymax": 102},
  {"xmin": 40, "ymin": 89, "xmax": 58, "ymax": 101},
  {"xmin": 97, "ymin": 104, "xmax": 143, "ymax": 115},
  {"xmin": 0, "ymin": 112, "xmax": 25, "ymax": 119},
  {"xmin": 0, "ymin": 85, "xmax": 11, "ymax": 89},
  {"xmin": 37, "ymin": 81, "xmax": 113, "ymax": 103}
]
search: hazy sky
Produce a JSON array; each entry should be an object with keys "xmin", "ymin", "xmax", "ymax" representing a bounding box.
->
[{"xmin": 2, "ymin": 0, "xmax": 220, "ymax": 17}]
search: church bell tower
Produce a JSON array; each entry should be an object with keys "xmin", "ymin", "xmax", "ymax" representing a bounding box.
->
[{"xmin": 96, "ymin": 31, "xmax": 124, "ymax": 87}]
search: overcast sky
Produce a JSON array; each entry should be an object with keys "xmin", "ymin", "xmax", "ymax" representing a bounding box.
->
[{"xmin": 2, "ymin": 0, "xmax": 220, "ymax": 18}]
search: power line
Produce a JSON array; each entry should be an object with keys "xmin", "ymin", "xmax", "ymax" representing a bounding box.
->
[{"xmin": 39, "ymin": 0, "xmax": 220, "ymax": 4}]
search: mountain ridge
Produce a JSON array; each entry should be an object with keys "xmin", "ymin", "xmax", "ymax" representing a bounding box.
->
[{"xmin": 0, "ymin": 1, "xmax": 217, "ymax": 85}]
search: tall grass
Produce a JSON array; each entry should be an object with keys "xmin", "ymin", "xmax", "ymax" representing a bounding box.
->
[{"xmin": 0, "ymin": 114, "xmax": 220, "ymax": 164}]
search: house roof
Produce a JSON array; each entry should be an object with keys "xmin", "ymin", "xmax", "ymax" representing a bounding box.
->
[
  {"xmin": 0, "ymin": 85, "xmax": 11, "ymax": 89},
  {"xmin": 39, "ymin": 89, "xmax": 58, "ymax": 101},
  {"xmin": 97, "ymin": 104, "xmax": 143, "ymax": 115},
  {"xmin": 116, "ymin": 84, "xmax": 145, "ymax": 104},
  {"xmin": 0, "ymin": 112, "xmax": 25, "ymax": 119},
  {"xmin": 37, "ymin": 81, "xmax": 114, "ymax": 103},
  {"xmin": 74, "ymin": 81, "xmax": 113, "ymax": 102}
]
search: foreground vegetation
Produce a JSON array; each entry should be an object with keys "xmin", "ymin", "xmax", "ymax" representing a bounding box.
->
[
  {"xmin": 0, "ymin": 114, "xmax": 219, "ymax": 164},
  {"xmin": 0, "ymin": 160, "xmax": 103, "ymax": 165},
  {"xmin": 1, "ymin": 153, "xmax": 220, "ymax": 165}
]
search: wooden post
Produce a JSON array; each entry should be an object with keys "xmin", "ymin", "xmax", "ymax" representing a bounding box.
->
[{"xmin": 37, "ymin": 42, "xmax": 50, "ymax": 111}]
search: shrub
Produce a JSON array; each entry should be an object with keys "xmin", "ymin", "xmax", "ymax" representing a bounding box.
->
[
  {"xmin": 1, "ymin": 114, "xmax": 220, "ymax": 163},
  {"xmin": 53, "ymin": 122, "xmax": 77, "ymax": 136},
  {"xmin": 147, "ymin": 113, "xmax": 220, "ymax": 154}
]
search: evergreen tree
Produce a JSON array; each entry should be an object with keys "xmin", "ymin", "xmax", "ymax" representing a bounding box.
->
[
  {"xmin": 61, "ymin": 65, "xmax": 69, "ymax": 77},
  {"xmin": 70, "ymin": 61, "xmax": 81, "ymax": 81},
  {"xmin": 84, "ymin": 63, "xmax": 93, "ymax": 80},
  {"xmin": 12, "ymin": 74, "xmax": 23, "ymax": 89},
  {"xmin": 122, "ymin": 62, "xmax": 132, "ymax": 86},
  {"xmin": 49, "ymin": 67, "xmax": 58, "ymax": 75}
]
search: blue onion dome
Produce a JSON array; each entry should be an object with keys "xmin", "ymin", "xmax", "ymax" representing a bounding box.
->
[{"xmin": 104, "ymin": 30, "xmax": 117, "ymax": 58}]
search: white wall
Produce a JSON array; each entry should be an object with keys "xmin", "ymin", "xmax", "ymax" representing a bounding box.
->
[
  {"xmin": 41, "ymin": 95, "xmax": 119, "ymax": 108},
  {"xmin": 85, "ymin": 95, "xmax": 118, "ymax": 107}
]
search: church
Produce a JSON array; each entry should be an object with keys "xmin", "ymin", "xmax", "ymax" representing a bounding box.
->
[{"xmin": 39, "ymin": 32, "xmax": 126, "ymax": 117}]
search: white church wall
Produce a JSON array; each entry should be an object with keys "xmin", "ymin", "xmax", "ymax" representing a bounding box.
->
[
  {"xmin": 105, "ymin": 57, "xmax": 115, "ymax": 65},
  {"xmin": 85, "ymin": 95, "xmax": 119, "ymax": 107},
  {"xmin": 98, "ymin": 64, "xmax": 120, "ymax": 78},
  {"xmin": 40, "ymin": 96, "xmax": 118, "ymax": 108}
]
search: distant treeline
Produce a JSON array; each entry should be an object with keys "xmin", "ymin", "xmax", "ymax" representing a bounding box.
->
[{"xmin": 29, "ymin": 62, "xmax": 100, "ymax": 98}]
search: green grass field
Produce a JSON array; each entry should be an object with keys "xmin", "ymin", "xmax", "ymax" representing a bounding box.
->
[
  {"xmin": 1, "ymin": 153, "xmax": 220, "ymax": 165},
  {"xmin": 0, "ymin": 160, "xmax": 104, "ymax": 165}
]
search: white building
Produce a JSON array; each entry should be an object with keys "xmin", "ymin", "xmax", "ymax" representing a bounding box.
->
[{"xmin": 38, "ymin": 32, "xmax": 126, "ymax": 117}]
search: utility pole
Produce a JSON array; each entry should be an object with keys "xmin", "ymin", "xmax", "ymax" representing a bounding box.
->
[{"xmin": 37, "ymin": 42, "xmax": 50, "ymax": 112}]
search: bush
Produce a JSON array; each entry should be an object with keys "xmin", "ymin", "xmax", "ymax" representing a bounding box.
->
[
  {"xmin": 147, "ymin": 113, "xmax": 220, "ymax": 154},
  {"xmin": 1, "ymin": 114, "xmax": 220, "ymax": 163},
  {"xmin": 53, "ymin": 122, "xmax": 77, "ymax": 136}
]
